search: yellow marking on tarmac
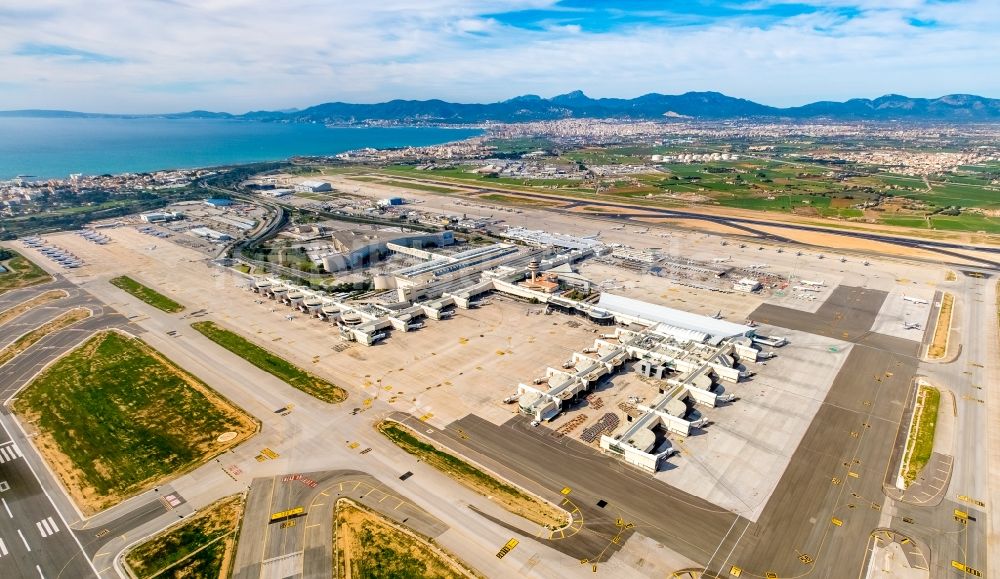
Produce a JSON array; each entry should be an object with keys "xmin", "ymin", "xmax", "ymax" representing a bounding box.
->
[
  {"xmin": 347, "ymin": 441, "xmax": 360, "ymax": 449},
  {"xmin": 954, "ymin": 509, "xmax": 969, "ymax": 520},
  {"xmin": 831, "ymin": 518, "xmax": 843, "ymax": 526},
  {"xmin": 847, "ymin": 471, "xmax": 859, "ymax": 478},
  {"xmin": 729, "ymin": 565, "xmax": 743, "ymax": 576},
  {"xmin": 320, "ymin": 491, "xmax": 329, "ymax": 497},
  {"xmin": 561, "ymin": 487, "xmax": 572, "ymax": 495},
  {"xmin": 379, "ymin": 494, "xmax": 389, "ymax": 503}
]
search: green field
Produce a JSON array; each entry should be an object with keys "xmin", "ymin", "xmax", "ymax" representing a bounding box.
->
[
  {"xmin": 110, "ymin": 276, "xmax": 185, "ymax": 313},
  {"xmin": 901, "ymin": 385, "xmax": 941, "ymax": 487},
  {"xmin": 11, "ymin": 331, "xmax": 257, "ymax": 513},
  {"xmin": 0, "ymin": 250, "xmax": 51, "ymax": 295},
  {"xmin": 191, "ymin": 321, "xmax": 346, "ymax": 403},
  {"xmin": 126, "ymin": 494, "xmax": 244, "ymax": 579}
]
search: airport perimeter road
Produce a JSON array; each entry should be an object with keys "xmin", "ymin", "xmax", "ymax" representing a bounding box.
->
[
  {"xmin": 0, "ymin": 276, "xmax": 69, "ymax": 312},
  {"xmin": 0, "ymin": 434, "xmax": 97, "ymax": 579},
  {"xmin": 232, "ymin": 470, "xmax": 447, "ymax": 579}
]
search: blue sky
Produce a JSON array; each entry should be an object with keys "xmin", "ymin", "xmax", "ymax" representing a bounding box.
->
[{"xmin": 0, "ymin": 0, "xmax": 997, "ymax": 113}]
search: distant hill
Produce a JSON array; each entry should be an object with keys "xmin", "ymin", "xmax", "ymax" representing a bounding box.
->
[{"xmin": 3, "ymin": 91, "xmax": 999, "ymax": 123}]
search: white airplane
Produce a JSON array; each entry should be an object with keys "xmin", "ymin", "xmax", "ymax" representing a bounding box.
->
[
  {"xmin": 793, "ymin": 286, "xmax": 822, "ymax": 293},
  {"xmin": 712, "ymin": 257, "xmax": 731, "ymax": 263},
  {"xmin": 903, "ymin": 321, "xmax": 922, "ymax": 330},
  {"xmin": 747, "ymin": 263, "xmax": 769, "ymax": 269},
  {"xmin": 902, "ymin": 295, "xmax": 929, "ymax": 305},
  {"xmin": 800, "ymin": 280, "xmax": 825, "ymax": 287}
]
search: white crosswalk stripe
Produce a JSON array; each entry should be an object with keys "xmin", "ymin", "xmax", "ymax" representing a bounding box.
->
[
  {"xmin": 0, "ymin": 537, "xmax": 8, "ymax": 556},
  {"xmin": 0, "ymin": 443, "xmax": 22, "ymax": 463},
  {"xmin": 36, "ymin": 517, "xmax": 59, "ymax": 537}
]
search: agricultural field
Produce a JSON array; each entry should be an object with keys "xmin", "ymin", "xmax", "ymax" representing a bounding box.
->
[
  {"xmin": 191, "ymin": 321, "xmax": 347, "ymax": 403},
  {"xmin": 11, "ymin": 331, "xmax": 257, "ymax": 513},
  {"xmin": 125, "ymin": 494, "xmax": 244, "ymax": 579},
  {"xmin": 110, "ymin": 275, "xmax": 185, "ymax": 313},
  {"xmin": 377, "ymin": 421, "xmax": 567, "ymax": 529},
  {"xmin": 0, "ymin": 249, "xmax": 51, "ymax": 294},
  {"xmin": 334, "ymin": 499, "xmax": 475, "ymax": 579}
]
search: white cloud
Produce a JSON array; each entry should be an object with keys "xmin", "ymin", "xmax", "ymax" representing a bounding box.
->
[{"xmin": 0, "ymin": 0, "xmax": 996, "ymax": 112}]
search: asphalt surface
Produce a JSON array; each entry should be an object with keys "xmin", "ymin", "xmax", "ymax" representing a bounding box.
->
[
  {"xmin": 0, "ymin": 434, "xmax": 97, "ymax": 579},
  {"xmin": 411, "ymin": 283, "xmax": 937, "ymax": 577},
  {"xmin": 0, "ymin": 275, "xmax": 135, "ymax": 579},
  {"xmin": 232, "ymin": 470, "xmax": 447, "ymax": 579}
]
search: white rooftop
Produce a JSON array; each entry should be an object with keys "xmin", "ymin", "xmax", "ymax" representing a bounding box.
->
[{"xmin": 597, "ymin": 293, "xmax": 754, "ymax": 342}]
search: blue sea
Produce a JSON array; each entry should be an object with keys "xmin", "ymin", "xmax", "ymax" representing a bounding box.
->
[{"xmin": 0, "ymin": 117, "xmax": 481, "ymax": 180}]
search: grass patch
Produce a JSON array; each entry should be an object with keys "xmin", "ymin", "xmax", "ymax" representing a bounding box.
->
[
  {"xmin": 110, "ymin": 276, "xmax": 185, "ymax": 313},
  {"xmin": 0, "ymin": 307, "xmax": 90, "ymax": 367},
  {"xmin": 11, "ymin": 331, "xmax": 257, "ymax": 514},
  {"xmin": 0, "ymin": 251, "xmax": 51, "ymax": 295},
  {"xmin": 0, "ymin": 289, "xmax": 67, "ymax": 327},
  {"xmin": 927, "ymin": 293, "xmax": 954, "ymax": 359},
  {"xmin": 900, "ymin": 385, "xmax": 941, "ymax": 487},
  {"xmin": 334, "ymin": 499, "xmax": 476, "ymax": 579},
  {"xmin": 125, "ymin": 494, "xmax": 244, "ymax": 579},
  {"xmin": 376, "ymin": 421, "xmax": 567, "ymax": 529},
  {"xmin": 191, "ymin": 321, "xmax": 346, "ymax": 403}
]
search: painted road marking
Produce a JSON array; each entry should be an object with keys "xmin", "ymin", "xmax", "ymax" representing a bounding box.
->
[
  {"xmin": 0, "ymin": 538, "xmax": 7, "ymax": 556},
  {"xmin": 36, "ymin": 564, "xmax": 44, "ymax": 579},
  {"xmin": 831, "ymin": 518, "xmax": 843, "ymax": 526},
  {"xmin": 36, "ymin": 516, "xmax": 59, "ymax": 537},
  {"xmin": 561, "ymin": 487, "xmax": 572, "ymax": 495},
  {"xmin": 1, "ymin": 498, "xmax": 11, "ymax": 518},
  {"xmin": 729, "ymin": 566, "xmax": 742, "ymax": 577},
  {"xmin": 496, "ymin": 538, "xmax": 519, "ymax": 559},
  {"xmin": 18, "ymin": 529, "xmax": 30, "ymax": 551},
  {"xmin": 0, "ymin": 444, "xmax": 23, "ymax": 463}
]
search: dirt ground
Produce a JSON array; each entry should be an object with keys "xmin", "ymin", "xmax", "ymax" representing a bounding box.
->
[
  {"xmin": 749, "ymin": 224, "xmax": 978, "ymax": 264},
  {"xmin": 335, "ymin": 499, "xmax": 475, "ymax": 579}
]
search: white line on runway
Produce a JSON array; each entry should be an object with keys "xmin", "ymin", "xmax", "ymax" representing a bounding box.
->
[
  {"xmin": 37, "ymin": 564, "xmax": 45, "ymax": 578},
  {"xmin": 0, "ymin": 537, "xmax": 7, "ymax": 556},
  {"xmin": 1, "ymin": 498, "xmax": 11, "ymax": 518},
  {"xmin": 18, "ymin": 528, "xmax": 30, "ymax": 551}
]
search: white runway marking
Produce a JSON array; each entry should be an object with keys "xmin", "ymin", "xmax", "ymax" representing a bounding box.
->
[
  {"xmin": 18, "ymin": 528, "xmax": 30, "ymax": 551},
  {"xmin": 37, "ymin": 564, "xmax": 45, "ymax": 578},
  {"xmin": 1, "ymin": 498, "xmax": 11, "ymax": 518},
  {"xmin": 0, "ymin": 537, "xmax": 8, "ymax": 556}
]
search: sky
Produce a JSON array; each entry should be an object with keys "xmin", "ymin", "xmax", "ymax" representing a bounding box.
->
[{"xmin": 1, "ymin": 0, "xmax": 998, "ymax": 113}]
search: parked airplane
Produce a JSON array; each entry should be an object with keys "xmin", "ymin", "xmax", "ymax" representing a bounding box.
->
[
  {"xmin": 903, "ymin": 321, "xmax": 922, "ymax": 330},
  {"xmin": 902, "ymin": 295, "xmax": 929, "ymax": 305},
  {"xmin": 800, "ymin": 280, "xmax": 825, "ymax": 287}
]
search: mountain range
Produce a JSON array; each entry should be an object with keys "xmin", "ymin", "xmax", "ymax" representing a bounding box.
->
[{"xmin": 3, "ymin": 91, "xmax": 999, "ymax": 123}]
